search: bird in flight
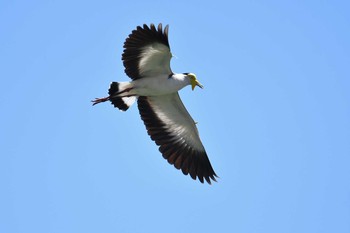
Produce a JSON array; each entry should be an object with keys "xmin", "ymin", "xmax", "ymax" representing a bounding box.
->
[{"xmin": 92, "ymin": 23, "xmax": 217, "ymax": 184}]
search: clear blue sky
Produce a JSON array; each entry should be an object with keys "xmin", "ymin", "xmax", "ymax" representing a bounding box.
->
[{"xmin": 1, "ymin": 1, "xmax": 349, "ymax": 233}]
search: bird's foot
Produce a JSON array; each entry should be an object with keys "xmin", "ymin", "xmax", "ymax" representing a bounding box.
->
[{"xmin": 91, "ymin": 96, "xmax": 109, "ymax": 106}]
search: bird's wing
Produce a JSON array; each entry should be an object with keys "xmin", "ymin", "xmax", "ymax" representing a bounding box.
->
[
  {"xmin": 137, "ymin": 93, "xmax": 217, "ymax": 184},
  {"xmin": 122, "ymin": 23, "xmax": 172, "ymax": 80}
]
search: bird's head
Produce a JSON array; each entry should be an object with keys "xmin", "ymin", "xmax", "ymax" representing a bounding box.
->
[{"xmin": 186, "ymin": 73, "xmax": 203, "ymax": 91}]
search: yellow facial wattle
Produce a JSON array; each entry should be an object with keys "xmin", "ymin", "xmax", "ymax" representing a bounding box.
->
[{"xmin": 189, "ymin": 73, "xmax": 203, "ymax": 90}]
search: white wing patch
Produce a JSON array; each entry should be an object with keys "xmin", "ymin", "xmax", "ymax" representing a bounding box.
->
[
  {"xmin": 139, "ymin": 43, "xmax": 172, "ymax": 77},
  {"xmin": 147, "ymin": 93, "xmax": 205, "ymax": 151},
  {"xmin": 122, "ymin": 96, "xmax": 137, "ymax": 108}
]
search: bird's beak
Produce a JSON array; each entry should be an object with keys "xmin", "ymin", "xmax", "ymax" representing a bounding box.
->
[{"xmin": 191, "ymin": 79, "xmax": 204, "ymax": 90}]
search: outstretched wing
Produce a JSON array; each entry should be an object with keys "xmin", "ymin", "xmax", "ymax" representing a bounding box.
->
[
  {"xmin": 137, "ymin": 93, "xmax": 217, "ymax": 184},
  {"xmin": 122, "ymin": 23, "xmax": 172, "ymax": 80}
]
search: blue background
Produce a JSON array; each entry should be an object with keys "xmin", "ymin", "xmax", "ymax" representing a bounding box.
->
[{"xmin": 1, "ymin": 1, "xmax": 349, "ymax": 232}]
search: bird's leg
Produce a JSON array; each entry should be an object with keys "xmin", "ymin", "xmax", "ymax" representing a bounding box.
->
[
  {"xmin": 91, "ymin": 87, "xmax": 134, "ymax": 106},
  {"xmin": 91, "ymin": 96, "xmax": 110, "ymax": 106},
  {"xmin": 117, "ymin": 87, "xmax": 133, "ymax": 95}
]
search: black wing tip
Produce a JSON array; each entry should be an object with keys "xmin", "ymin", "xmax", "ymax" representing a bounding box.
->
[
  {"xmin": 166, "ymin": 151, "xmax": 218, "ymax": 185},
  {"xmin": 144, "ymin": 23, "xmax": 168, "ymax": 31},
  {"xmin": 192, "ymin": 170, "xmax": 219, "ymax": 185},
  {"xmin": 182, "ymin": 169, "xmax": 218, "ymax": 185},
  {"xmin": 125, "ymin": 23, "xmax": 169, "ymax": 46}
]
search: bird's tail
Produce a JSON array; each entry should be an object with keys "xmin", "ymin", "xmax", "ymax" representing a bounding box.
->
[{"xmin": 108, "ymin": 82, "xmax": 136, "ymax": 111}]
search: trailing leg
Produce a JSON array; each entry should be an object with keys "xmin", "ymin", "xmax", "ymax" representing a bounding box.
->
[{"xmin": 92, "ymin": 82, "xmax": 137, "ymax": 111}]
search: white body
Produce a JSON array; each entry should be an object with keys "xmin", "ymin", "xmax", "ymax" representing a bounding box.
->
[{"xmin": 130, "ymin": 73, "xmax": 190, "ymax": 97}]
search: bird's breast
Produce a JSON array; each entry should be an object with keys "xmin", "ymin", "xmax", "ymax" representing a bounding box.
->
[{"xmin": 133, "ymin": 76, "xmax": 188, "ymax": 96}]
